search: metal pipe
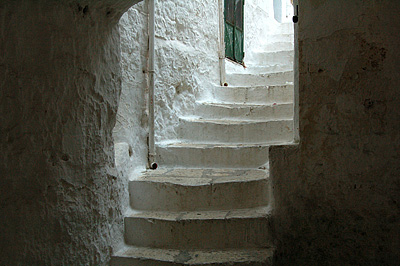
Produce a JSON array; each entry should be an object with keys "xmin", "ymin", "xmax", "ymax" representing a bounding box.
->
[
  {"xmin": 218, "ymin": 0, "xmax": 226, "ymax": 86},
  {"xmin": 293, "ymin": 0, "xmax": 300, "ymax": 143},
  {"xmin": 148, "ymin": 0, "xmax": 157, "ymax": 169}
]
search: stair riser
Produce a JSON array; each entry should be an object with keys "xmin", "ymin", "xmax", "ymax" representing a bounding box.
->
[
  {"xmin": 177, "ymin": 119, "xmax": 293, "ymax": 144},
  {"xmin": 274, "ymin": 22, "xmax": 294, "ymax": 35},
  {"xmin": 225, "ymin": 71, "xmax": 293, "ymax": 87},
  {"xmin": 259, "ymin": 42, "xmax": 293, "ymax": 52},
  {"xmin": 248, "ymin": 50, "xmax": 294, "ymax": 67},
  {"xmin": 111, "ymin": 257, "xmax": 272, "ymax": 266},
  {"xmin": 194, "ymin": 103, "xmax": 293, "ymax": 121},
  {"xmin": 263, "ymin": 34, "xmax": 294, "ymax": 44},
  {"xmin": 125, "ymin": 217, "xmax": 271, "ymax": 249},
  {"xmin": 240, "ymin": 65, "xmax": 293, "ymax": 75},
  {"xmin": 156, "ymin": 145, "xmax": 269, "ymax": 168},
  {"xmin": 226, "ymin": 60, "xmax": 292, "ymax": 75},
  {"xmin": 111, "ymin": 258, "xmax": 173, "ymax": 266},
  {"xmin": 212, "ymin": 85, "xmax": 294, "ymax": 105},
  {"xmin": 129, "ymin": 179, "xmax": 269, "ymax": 212}
]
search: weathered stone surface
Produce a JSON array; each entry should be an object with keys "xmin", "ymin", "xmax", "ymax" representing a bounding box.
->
[
  {"xmin": 112, "ymin": 246, "xmax": 274, "ymax": 266},
  {"xmin": 114, "ymin": 1, "xmax": 148, "ymax": 174},
  {"xmin": 0, "ymin": 0, "xmax": 142, "ymax": 265},
  {"xmin": 270, "ymin": 1, "xmax": 400, "ymax": 265},
  {"xmin": 124, "ymin": 207, "xmax": 273, "ymax": 249},
  {"xmin": 129, "ymin": 168, "xmax": 270, "ymax": 211}
]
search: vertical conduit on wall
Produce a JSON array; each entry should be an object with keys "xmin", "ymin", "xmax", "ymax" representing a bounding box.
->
[
  {"xmin": 148, "ymin": 0, "xmax": 157, "ymax": 169},
  {"xmin": 218, "ymin": 0, "xmax": 226, "ymax": 86},
  {"xmin": 292, "ymin": 0, "xmax": 300, "ymax": 142}
]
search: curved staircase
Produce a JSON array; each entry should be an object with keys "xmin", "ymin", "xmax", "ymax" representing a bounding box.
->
[{"xmin": 111, "ymin": 22, "xmax": 294, "ymax": 266}]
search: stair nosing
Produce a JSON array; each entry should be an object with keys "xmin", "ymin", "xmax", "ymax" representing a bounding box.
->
[
  {"xmin": 126, "ymin": 206, "xmax": 272, "ymax": 221},
  {"xmin": 252, "ymin": 48, "xmax": 294, "ymax": 54},
  {"xmin": 214, "ymin": 84, "xmax": 294, "ymax": 89},
  {"xmin": 196, "ymin": 101, "xmax": 293, "ymax": 108},
  {"xmin": 179, "ymin": 116, "xmax": 293, "ymax": 124},
  {"xmin": 113, "ymin": 246, "xmax": 275, "ymax": 264},
  {"xmin": 132, "ymin": 169, "xmax": 268, "ymax": 185},
  {"xmin": 226, "ymin": 70, "xmax": 293, "ymax": 76},
  {"xmin": 156, "ymin": 141, "xmax": 291, "ymax": 148}
]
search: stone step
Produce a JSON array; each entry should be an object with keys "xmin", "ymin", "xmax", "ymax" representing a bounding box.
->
[
  {"xmin": 259, "ymin": 41, "xmax": 294, "ymax": 53},
  {"xmin": 275, "ymin": 22, "xmax": 294, "ymax": 35},
  {"xmin": 261, "ymin": 33, "xmax": 294, "ymax": 44},
  {"xmin": 111, "ymin": 246, "xmax": 274, "ymax": 266},
  {"xmin": 129, "ymin": 168, "xmax": 270, "ymax": 212},
  {"xmin": 124, "ymin": 207, "xmax": 272, "ymax": 249},
  {"xmin": 155, "ymin": 142, "xmax": 284, "ymax": 168},
  {"xmin": 243, "ymin": 65, "xmax": 293, "ymax": 74},
  {"xmin": 210, "ymin": 84, "xmax": 294, "ymax": 105},
  {"xmin": 226, "ymin": 71, "xmax": 293, "ymax": 87},
  {"xmin": 226, "ymin": 59, "xmax": 292, "ymax": 75},
  {"xmin": 194, "ymin": 102, "xmax": 293, "ymax": 121},
  {"xmin": 177, "ymin": 117, "xmax": 293, "ymax": 144},
  {"xmin": 247, "ymin": 50, "xmax": 294, "ymax": 68}
]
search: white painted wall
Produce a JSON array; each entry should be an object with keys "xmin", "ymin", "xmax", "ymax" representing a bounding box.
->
[
  {"xmin": 118, "ymin": 0, "xmax": 292, "ymax": 153},
  {"xmin": 118, "ymin": 0, "xmax": 220, "ymax": 153},
  {"xmin": 114, "ymin": 1, "xmax": 148, "ymax": 174},
  {"xmin": 153, "ymin": 0, "xmax": 220, "ymax": 142}
]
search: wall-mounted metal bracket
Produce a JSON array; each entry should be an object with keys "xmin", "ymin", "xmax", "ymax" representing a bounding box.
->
[{"xmin": 293, "ymin": 5, "xmax": 299, "ymax": 23}]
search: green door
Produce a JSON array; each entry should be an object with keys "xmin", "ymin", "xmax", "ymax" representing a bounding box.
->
[{"xmin": 224, "ymin": 0, "xmax": 244, "ymax": 63}]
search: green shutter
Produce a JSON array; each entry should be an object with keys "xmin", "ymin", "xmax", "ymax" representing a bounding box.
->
[
  {"xmin": 234, "ymin": 27, "xmax": 244, "ymax": 62},
  {"xmin": 224, "ymin": 0, "xmax": 244, "ymax": 63},
  {"xmin": 225, "ymin": 23, "xmax": 234, "ymax": 60}
]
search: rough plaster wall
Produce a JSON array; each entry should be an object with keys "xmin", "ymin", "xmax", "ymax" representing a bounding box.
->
[
  {"xmin": 0, "ymin": 0, "xmax": 141, "ymax": 265},
  {"xmin": 153, "ymin": 0, "xmax": 220, "ymax": 142},
  {"xmin": 116, "ymin": 0, "xmax": 221, "ymax": 158},
  {"xmin": 270, "ymin": 1, "xmax": 400, "ymax": 265},
  {"xmin": 244, "ymin": 0, "xmax": 271, "ymax": 64},
  {"xmin": 118, "ymin": 0, "xmax": 282, "ymax": 144},
  {"xmin": 114, "ymin": 1, "xmax": 148, "ymax": 174}
]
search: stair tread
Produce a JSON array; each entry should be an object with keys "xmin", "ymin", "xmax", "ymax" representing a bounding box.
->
[
  {"xmin": 197, "ymin": 101, "xmax": 293, "ymax": 108},
  {"xmin": 260, "ymin": 40, "xmax": 293, "ymax": 46},
  {"xmin": 113, "ymin": 246, "xmax": 274, "ymax": 265},
  {"xmin": 226, "ymin": 63, "xmax": 293, "ymax": 74},
  {"xmin": 253, "ymin": 48, "xmax": 294, "ymax": 54},
  {"xmin": 215, "ymin": 84, "xmax": 293, "ymax": 89},
  {"xmin": 157, "ymin": 141, "xmax": 290, "ymax": 148},
  {"xmin": 226, "ymin": 70, "xmax": 293, "ymax": 77},
  {"xmin": 127, "ymin": 206, "xmax": 271, "ymax": 221},
  {"xmin": 134, "ymin": 168, "xmax": 267, "ymax": 185},
  {"xmin": 180, "ymin": 116, "xmax": 292, "ymax": 124}
]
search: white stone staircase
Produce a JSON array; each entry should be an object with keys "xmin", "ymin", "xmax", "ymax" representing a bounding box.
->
[
  {"xmin": 111, "ymin": 22, "xmax": 294, "ymax": 266},
  {"xmin": 112, "ymin": 169, "xmax": 275, "ymax": 265}
]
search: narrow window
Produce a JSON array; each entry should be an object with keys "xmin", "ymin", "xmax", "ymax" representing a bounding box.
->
[{"xmin": 224, "ymin": 0, "xmax": 244, "ymax": 63}]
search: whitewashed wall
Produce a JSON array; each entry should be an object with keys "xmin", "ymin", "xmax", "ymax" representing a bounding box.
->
[
  {"xmin": 117, "ymin": 0, "xmax": 282, "ymax": 152},
  {"xmin": 116, "ymin": 0, "xmax": 221, "ymax": 165},
  {"xmin": 153, "ymin": 0, "xmax": 220, "ymax": 142},
  {"xmin": 114, "ymin": 1, "xmax": 148, "ymax": 175}
]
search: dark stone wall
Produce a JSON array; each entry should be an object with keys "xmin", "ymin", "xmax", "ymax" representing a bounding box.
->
[
  {"xmin": 271, "ymin": 1, "xmax": 400, "ymax": 265},
  {"xmin": 0, "ymin": 1, "xmax": 141, "ymax": 265}
]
